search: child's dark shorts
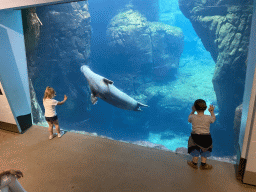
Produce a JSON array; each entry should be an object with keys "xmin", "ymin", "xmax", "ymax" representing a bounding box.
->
[
  {"xmin": 45, "ymin": 115, "xmax": 58, "ymax": 123},
  {"xmin": 190, "ymin": 148, "xmax": 211, "ymax": 157},
  {"xmin": 188, "ymin": 133, "xmax": 212, "ymax": 158}
]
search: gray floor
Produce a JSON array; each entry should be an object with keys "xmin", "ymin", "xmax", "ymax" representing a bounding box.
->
[{"xmin": 1, "ymin": 125, "xmax": 256, "ymax": 192}]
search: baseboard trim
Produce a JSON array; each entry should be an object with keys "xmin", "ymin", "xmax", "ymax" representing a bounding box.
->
[
  {"xmin": 237, "ymin": 157, "xmax": 247, "ymax": 182},
  {"xmin": 16, "ymin": 113, "xmax": 32, "ymax": 132},
  {"xmin": 0, "ymin": 121, "xmax": 19, "ymax": 133}
]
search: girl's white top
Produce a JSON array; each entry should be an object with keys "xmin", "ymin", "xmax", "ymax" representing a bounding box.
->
[
  {"xmin": 43, "ymin": 99, "xmax": 58, "ymax": 117},
  {"xmin": 188, "ymin": 114, "xmax": 216, "ymax": 134}
]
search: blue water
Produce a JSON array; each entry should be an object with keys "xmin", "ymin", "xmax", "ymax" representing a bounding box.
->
[{"xmin": 31, "ymin": 0, "xmax": 237, "ymax": 162}]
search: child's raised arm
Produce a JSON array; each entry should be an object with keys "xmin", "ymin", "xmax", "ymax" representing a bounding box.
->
[
  {"xmin": 57, "ymin": 95, "xmax": 68, "ymax": 105},
  {"xmin": 208, "ymin": 105, "xmax": 215, "ymax": 118},
  {"xmin": 190, "ymin": 105, "xmax": 196, "ymax": 115},
  {"xmin": 188, "ymin": 105, "xmax": 196, "ymax": 122}
]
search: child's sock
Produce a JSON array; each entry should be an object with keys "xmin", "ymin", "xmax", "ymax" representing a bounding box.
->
[
  {"xmin": 192, "ymin": 162, "xmax": 198, "ymax": 166},
  {"xmin": 201, "ymin": 162, "xmax": 206, "ymax": 166}
]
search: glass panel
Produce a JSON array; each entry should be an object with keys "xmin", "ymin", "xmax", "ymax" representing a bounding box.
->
[{"xmin": 24, "ymin": 0, "xmax": 254, "ymax": 163}]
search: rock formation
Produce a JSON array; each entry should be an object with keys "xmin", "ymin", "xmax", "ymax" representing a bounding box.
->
[
  {"xmin": 22, "ymin": 8, "xmax": 41, "ymax": 56},
  {"xmin": 233, "ymin": 104, "xmax": 243, "ymax": 152},
  {"xmin": 24, "ymin": 1, "xmax": 92, "ymax": 121},
  {"xmin": 131, "ymin": 0, "xmax": 159, "ymax": 22},
  {"xmin": 29, "ymin": 79, "xmax": 48, "ymax": 127},
  {"xmin": 22, "ymin": 8, "xmax": 45, "ymax": 125},
  {"xmin": 175, "ymin": 147, "xmax": 188, "ymax": 154},
  {"xmin": 178, "ymin": 0, "xmax": 253, "ymax": 126},
  {"xmin": 106, "ymin": 9, "xmax": 184, "ymax": 79}
]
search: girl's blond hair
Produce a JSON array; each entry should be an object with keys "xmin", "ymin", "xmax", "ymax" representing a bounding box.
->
[{"xmin": 43, "ymin": 86, "xmax": 56, "ymax": 100}]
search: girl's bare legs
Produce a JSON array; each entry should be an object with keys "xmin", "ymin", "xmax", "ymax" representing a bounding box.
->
[
  {"xmin": 53, "ymin": 120, "xmax": 60, "ymax": 134},
  {"xmin": 47, "ymin": 121, "xmax": 54, "ymax": 136}
]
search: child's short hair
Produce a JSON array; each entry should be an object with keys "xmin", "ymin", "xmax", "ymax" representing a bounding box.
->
[
  {"xmin": 43, "ymin": 86, "xmax": 55, "ymax": 100},
  {"xmin": 194, "ymin": 99, "xmax": 207, "ymax": 111}
]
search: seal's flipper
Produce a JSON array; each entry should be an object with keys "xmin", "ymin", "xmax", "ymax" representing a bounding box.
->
[
  {"xmin": 135, "ymin": 102, "xmax": 149, "ymax": 111},
  {"xmin": 103, "ymin": 78, "xmax": 114, "ymax": 85},
  {"xmin": 91, "ymin": 93, "xmax": 98, "ymax": 105},
  {"xmin": 138, "ymin": 102, "xmax": 149, "ymax": 108}
]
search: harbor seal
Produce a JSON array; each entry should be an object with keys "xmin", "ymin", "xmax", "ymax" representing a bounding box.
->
[{"xmin": 81, "ymin": 65, "xmax": 148, "ymax": 111}]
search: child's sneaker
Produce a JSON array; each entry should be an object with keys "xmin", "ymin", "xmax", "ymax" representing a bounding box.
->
[
  {"xmin": 200, "ymin": 163, "xmax": 213, "ymax": 170},
  {"xmin": 58, "ymin": 131, "xmax": 64, "ymax": 138},
  {"xmin": 187, "ymin": 161, "xmax": 198, "ymax": 169},
  {"xmin": 49, "ymin": 135, "xmax": 53, "ymax": 140}
]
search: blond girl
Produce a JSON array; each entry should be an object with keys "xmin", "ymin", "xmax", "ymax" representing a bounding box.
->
[{"xmin": 43, "ymin": 86, "xmax": 67, "ymax": 139}]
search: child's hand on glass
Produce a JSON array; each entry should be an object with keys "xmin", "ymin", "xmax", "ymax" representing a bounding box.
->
[
  {"xmin": 64, "ymin": 95, "xmax": 68, "ymax": 101},
  {"xmin": 208, "ymin": 105, "xmax": 215, "ymax": 112}
]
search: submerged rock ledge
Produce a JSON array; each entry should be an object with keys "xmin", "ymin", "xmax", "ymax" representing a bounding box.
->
[
  {"xmin": 179, "ymin": 0, "xmax": 253, "ymax": 125},
  {"xmin": 66, "ymin": 128, "xmax": 236, "ymax": 164}
]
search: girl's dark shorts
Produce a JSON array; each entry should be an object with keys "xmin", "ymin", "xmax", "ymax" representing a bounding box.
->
[{"xmin": 45, "ymin": 115, "xmax": 58, "ymax": 123}]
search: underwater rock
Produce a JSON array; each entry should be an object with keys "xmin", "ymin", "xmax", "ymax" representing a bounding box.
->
[
  {"xmin": 22, "ymin": 8, "xmax": 42, "ymax": 81},
  {"xmin": 179, "ymin": 0, "xmax": 253, "ymax": 125},
  {"xmin": 132, "ymin": 141, "xmax": 170, "ymax": 151},
  {"xmin": 233, "ymin": 104, "xmax": 243, "ymax": 152},
  {"xmin": 29, "ymin": 79, "xmax": 48, "ymax": 127},
  {"xmin": 22, "ymin": 8, "xmax": 47, "ymax": 127},
  {"xmin": 208, "ymin": 155, "xmax": 237, "ymax": 164},
  {"xmin": 106, "ymin": 10, "xmax": 151, "ymax": 70},
  {"xmin": 175, "ymin": 147, "xmax": 187, "ymax": 154},
  {"xmin": 106, "ymin": 9, "xmax": 184, "ymax": 79},
  {"xmin": 25, "ymin": 1, "xmax": 92, "ymax": 120},
  {"xmin": 131, "ymin": 0, "xmax": 159, "ymax": 22},
  {"xmin": 38, "ymin": 2, "xmax": 91, "ymax": 64},
  {"xmin": 22, "ymin": 8, "xmax": 42, "ymax": 56}
]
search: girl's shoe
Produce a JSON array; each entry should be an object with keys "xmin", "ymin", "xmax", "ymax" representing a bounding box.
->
[
  {"xmin": 49, "ymin": 135, "xmax": 53, "ymax": 140},
  {"xmin": 187, "ymin": 161, "xmax": 198, "ymax": 169},
  {"xmin": 58, "ymin": 131, "xmax": 64, "ymax": 138},
  {"xmin": 200, "ymin": 163, "xmax": 213, "ymax": 170}
]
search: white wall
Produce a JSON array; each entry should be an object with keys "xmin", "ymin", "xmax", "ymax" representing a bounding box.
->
[
  {"xmin": 0, "ymin": 82, "xmax": 16, "ymax": 124},
  {"xmin": 243, "ymin": 4, "xmax": 256, "ymax": 172},
  {"xmin": 239, "ymin": 0, "xmax": 256, "ymax": 159},
  {"xmin": 0, "ymin": 9, "xmax": 31, "ymax": 129},
  {"xmin": 0, "ymin": 0, "xmax": 84, "ymax": 10}
]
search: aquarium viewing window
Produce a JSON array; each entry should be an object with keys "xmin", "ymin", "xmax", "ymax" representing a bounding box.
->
[{"xmin": 1, "ymin": 0, "xmax": 256, "ymax": 186}]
